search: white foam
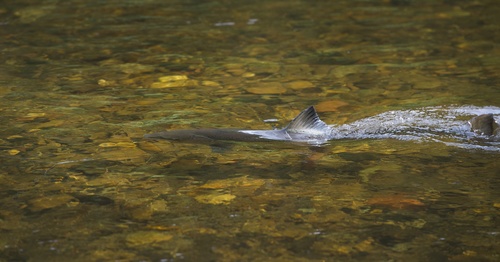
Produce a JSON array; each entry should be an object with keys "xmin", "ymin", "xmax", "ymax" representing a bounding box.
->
[{"xmin": 326, "ymin": 105, "xmax": 500, "ymax": 151}]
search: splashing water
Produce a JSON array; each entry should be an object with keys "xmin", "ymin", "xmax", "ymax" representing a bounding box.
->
[{"xmin": 328, "ymin": 105, "xmax": 500, "ymax": 151}]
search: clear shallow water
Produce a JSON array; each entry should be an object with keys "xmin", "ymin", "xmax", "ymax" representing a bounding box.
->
[{"xmin": 1, "ymin": 0, "xmax": 500, "ymax": 261}]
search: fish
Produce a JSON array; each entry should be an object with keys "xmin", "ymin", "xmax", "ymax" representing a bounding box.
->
[
  {"xmin": 469, "ymin": 113, "xmax": 499, "ymax": 136},
  {"xmin": 144, "ymin": 105, "xmax": 500, "ymax": 149},
  {"xmin": 144, "ymin": 106, "xmax": 332, "ymax": 144}
]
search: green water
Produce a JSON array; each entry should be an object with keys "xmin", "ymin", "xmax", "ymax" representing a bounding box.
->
[{"xmin": 1, "ymin": 0, "xmax": 499, "ymax": 261}]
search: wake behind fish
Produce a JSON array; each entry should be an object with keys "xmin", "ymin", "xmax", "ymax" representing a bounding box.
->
[{"xmin": 328, "ymin": 105, "xmax": 500, "ymax": 151}]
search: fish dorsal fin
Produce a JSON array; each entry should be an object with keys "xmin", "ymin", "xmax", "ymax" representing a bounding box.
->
[{"xmin": 284, "ymin": 106, "xmax": 330, "ymax": 134}]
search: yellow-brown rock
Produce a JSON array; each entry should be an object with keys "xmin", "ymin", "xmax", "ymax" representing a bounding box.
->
[
  {"xmin": 284, "ymin": 80, "xmax": 314, "ymax": 90},
  {"xmin": 246, "ymin": 82, "xmax": 286, "ymax": 94},
  {"xmin": 316, "ymin": 100, "xmax": 349, "ymax": 112}
]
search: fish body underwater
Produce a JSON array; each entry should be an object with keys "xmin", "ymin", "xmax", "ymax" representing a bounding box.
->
[
  {"xmin": 144, "ymin": 105, "xmax": 500, "ymax": 151},
  {"xmin": 144, "ymin": 106, "xmax": 332, "ymax": 144}
]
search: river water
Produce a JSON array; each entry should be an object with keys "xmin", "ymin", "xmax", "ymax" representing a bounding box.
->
[{"xmin": 1, "ymin": 0, "xmax": 499, "ymax": 261}]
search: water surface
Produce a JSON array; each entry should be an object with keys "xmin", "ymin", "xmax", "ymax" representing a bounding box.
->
[{"xmin": 0, "ymin": 0, "xmax": 499, "ymax": 261}]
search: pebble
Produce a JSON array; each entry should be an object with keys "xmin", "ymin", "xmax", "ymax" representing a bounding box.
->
[
  {"xmin": 247, "ymin": 62, "xmax": 281, "ymax": 74},
  {"xmin": 150, "ymin": 80, "xmax": 198, "ymax": 88},
  {"xmin": 148, "ymin": 75, "xmax": 200, "ymax": 88},
  {"xmin": 7, "ymin": 135, "xmax": 23, "ymax": 139},
  {"xmin": 201, "ymin": 80, "xmax": 221, "ymax": 87},
  {"xmin": 199, "ymin": 176, "xmax": 266, "ymax": 189},
  {"xmin": 15, "ymin": 6, "xmax": 54, "ymax": 23},
  {"xmin": 284, "ymin": 80, "xmax": 314, "ymax": 90},
  {"xmin": 20, "ymin": 112, "xmax": 46, "ymax": 121},
  {"xmin": 97, "ymin": 79, "xmax": 116, "ymax": 87},
  {"xmin": 242, "ymin": 72, "xmax": 255, "ymax": 78},
  {"xmin": 98, "ymin": 142, "xmax": 137, "ymax": 148},
  {"xmin": 35, "ymin": 119, "xmax": 65, "ymax": 129},
  {"xmin": 316, "ymin": 100, "xmax": 349, "ymax": 112},
  {"xmin": 195, "ymin": 193, "xmax": 236, "ymax": 205},
  {"xmin": 366, "ymin": 194, "xmax": 425, "ymax": 209},
  {"xmin": 28, "ymin": 194, "xmax": 76, "ymax": 211},
  {"xmin": 7, "ymin": 149, "xmax": 20, "ymax": 155},
  {"xmin": 117, "ymin": 63, "xmax": 155, "ymax": 74},
  {"xmin": 246, "ymin": 82, "xmax": 286, "ymax": 94},
  {"xmin": 158, "ymin": 75, "xmax": 188, "ymax": 82},
  {"xmin": 126, "ymin": 231, "xmax": 173, "ymax": 247},
  {"xmin": 412, "ymin": 78, "xmax": 441, "ymax": 90}
]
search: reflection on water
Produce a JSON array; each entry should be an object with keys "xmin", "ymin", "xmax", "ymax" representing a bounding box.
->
[{"xmin": 1, "ymin": 0, "xmax": 500, "ymax": 261}]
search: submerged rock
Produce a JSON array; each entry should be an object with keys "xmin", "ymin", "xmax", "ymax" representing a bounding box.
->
[
  {"xmin": 125, "ymin": 231, "xmax": 173, "ymax": 247},
  {"xmin": 28, "ymin": 194, "xmax": 77, "ymax": 212}
]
